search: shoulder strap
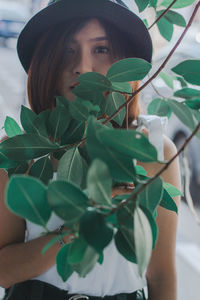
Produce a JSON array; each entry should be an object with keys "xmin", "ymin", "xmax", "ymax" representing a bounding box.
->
[{"xmin": 137, "ymin": 115, "xmax": 168, "ymax": 161}]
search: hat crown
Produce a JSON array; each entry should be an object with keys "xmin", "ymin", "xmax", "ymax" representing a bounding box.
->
[
  {"xmin": 48, "ymin": 0, "xmax": 128, "ymax": 9},
  {"xmin": 48, "ymin": 0, "xmax": 62, "ymax": 5}
]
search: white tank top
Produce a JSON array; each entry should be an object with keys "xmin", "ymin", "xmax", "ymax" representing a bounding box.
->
[{"xmin": 25, "ymin": 115, "xmax": 167, "ymax": 296}]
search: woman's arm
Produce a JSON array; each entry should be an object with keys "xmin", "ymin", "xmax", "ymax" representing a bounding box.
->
[
  {"xmin": 0, "ymin": 168, "xmax": 71, "ymax": 289},
  {"xmin": 143, "ymin": 136, "xmax": 181, "ymax": 300}
]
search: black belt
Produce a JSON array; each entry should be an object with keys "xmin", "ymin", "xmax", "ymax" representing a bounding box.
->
[{"xmin": 4, "ymin": 280, "xmax": 146, "ymax": 300}]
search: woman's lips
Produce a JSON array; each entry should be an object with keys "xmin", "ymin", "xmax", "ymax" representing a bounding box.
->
[{"xmin": 70, "ymin": 82, "xmax": 80, "ymax": 89}]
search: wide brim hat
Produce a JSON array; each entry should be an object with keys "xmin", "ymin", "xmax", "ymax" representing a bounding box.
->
[{"xmin": 17, "ymin": 0, "xmax": 153, "ymax": 72}]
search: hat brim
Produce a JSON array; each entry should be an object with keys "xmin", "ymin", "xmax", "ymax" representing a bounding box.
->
[{"xmin": 17, "ymin": 0, "xmax": 152, "ymax": 72}]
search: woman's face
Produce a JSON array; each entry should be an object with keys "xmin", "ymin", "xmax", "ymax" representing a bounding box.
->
[{"xmin": 59, "ymin": 19, "xmax": 114, "ymax": 101}]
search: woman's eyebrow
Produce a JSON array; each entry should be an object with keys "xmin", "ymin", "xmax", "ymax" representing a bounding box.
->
[
  {"xmin": 70, "ymin": 36, "xmax": 109, "ymax": 43},
  {"xmin": 89, "ymin": 36, "xmax": 109, "ymax": 42}
]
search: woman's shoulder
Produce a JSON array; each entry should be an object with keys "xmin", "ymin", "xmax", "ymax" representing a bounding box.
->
[
  {"xmin": 163, "ymin": 134, "xmax": 178, "ymax": 160},
  {"xmin": 139, "ymin": 129, "xmax": 178, "ymax": 177},
  {"xmin": 141, "ymin": 121, "xmax": 177, "ymax": 160}
]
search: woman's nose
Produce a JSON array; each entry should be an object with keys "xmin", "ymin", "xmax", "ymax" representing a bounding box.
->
[{"xmin": 73, "ymin": 52, "xmax": 93, "ymax": 75}]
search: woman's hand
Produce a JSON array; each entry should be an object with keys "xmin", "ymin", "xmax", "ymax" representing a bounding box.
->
[
  {"xmin": 112, "ymin": 184, "xmax": 134, "ymax": 198},
  {"xmin": 57, "ymin": 225, "xmax": 77, "ymax": 245}
]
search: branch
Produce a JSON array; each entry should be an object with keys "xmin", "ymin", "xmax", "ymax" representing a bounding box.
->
[
  {"xmin": 103, "ymin": 0, "xmax": 200, "ymax": 125},
  {"xmin": 150, "ymin": 81, "xmax": 167, "ymax": 99},
  {"xmin": 55, "ymin": 2, "xmax": 200, "ymax": 160},
  {"xmin": 148, "ymin": 0, "xmax": 178, "ymax": 30},
  {"xmin": 107, "ymin": 121, "xmax": 200, "ymax": 216}
]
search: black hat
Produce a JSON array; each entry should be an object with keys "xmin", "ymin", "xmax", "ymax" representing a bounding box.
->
[{"xmin": 17, "ymin": 0, "xmax": 152, "ymax": 72}]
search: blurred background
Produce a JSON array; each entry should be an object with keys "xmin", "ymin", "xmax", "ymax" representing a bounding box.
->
[{"xmin": 0, "ymin": 0, "xmax": 200, "ymax": 299}]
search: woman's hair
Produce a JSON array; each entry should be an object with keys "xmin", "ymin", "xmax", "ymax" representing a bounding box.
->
[{"xmin": 27, "ymin": 17, "xmax": 140, "ymax": 123}]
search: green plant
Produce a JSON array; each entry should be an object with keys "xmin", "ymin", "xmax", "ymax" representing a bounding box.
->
[{"xmin": 0, "ymin": 0, "xmax": 200, "ymax": 281}]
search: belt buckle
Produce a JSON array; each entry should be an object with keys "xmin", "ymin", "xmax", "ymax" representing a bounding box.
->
[{"xmin": 68, "ymin": 294, "xmax": 89, "ymax": 300}]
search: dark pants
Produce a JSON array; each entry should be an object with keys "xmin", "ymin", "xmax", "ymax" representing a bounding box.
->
[{"xmin": 4, "ymin": 280, "xmax": 146, "ymax": 300}]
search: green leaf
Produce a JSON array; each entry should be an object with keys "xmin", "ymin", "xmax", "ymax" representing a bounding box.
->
[
  {"xmin": 0, "ymin": 134, "xmax": 58, "ymax": 161},
  {"xmin": 116, "ymin": 204, "xmax": 137, "ymax": 263},
  {"xmin": 167, "ymin": 99, "xmax": 196, "ymax": 131},
  {"xmin": 185, "ymin": 99, "xmax": 200, "ymax": 110},
  {"xmin": 162, "ymin": 10, "xmax": 186, "ymax": 27},
  {"xmin": 114, "ymin": 229, "xmax": 137, "ymax": 263},
  {"xmin": 47, "ymin": 181, "xmax": 88, "ymax": 226},
  {"xmin": 48, "ymin": 104, "xmax": 70, "ymax": 141},
  {"xmin": 139, "ymin": 205, "xmax": 158, "ymax": 248},
  {"xmin": 87, "ymin": 159, "xmax": 112, "ymax": 208},
  {"xmin": 143, "ymin": 19, "xmax": 149, "ymax": 28},
  {"xmin": 174, "ymin": 88, "xmax": 200, "ymax": 99},
  {"xmin": 69, "ymin": 100, "xmax": 90, "ymax": 121},
  {"xmin": 6, "ymin": 175, "xmax": 51, "ymax": 226},
  {"xmin": 105, "ymin": 92, "xmax": 126, "ymax": 126},
  {"xmin": 176, "ymin": 76, "xmax": 188, "ymax": 88},
  {"xmin": 163, "ymin": 182, "xmax": 183, "ymax": 197},
  {"xmin": 68, "ymin": 235, "xmax": 88, "ymax": 264},
  {"xmin": 60, "ymin": 119, "xmax": 85, "ymax": 145},
  {"xmin": 0, "ymin": 156, "xmax": 18, "ymax": 169},
  {"xmin": 149, "ymin": 0, "xmax": 158, "ymax": 8},
  {"xmin": 79, "ymin": 210, "xmax": 113, "ymax": 253},
  {"xmin": 29, "ymin": 156, "xmax": 54, "ymax": 184},
  {"xmin": 4, "ymin": 117, "xmax": 23, "ymax": 137},
  {"xmin": 98, "ymin": 253, "xmax": 104, "ymax": 264},
  {"xmin": 159, "ymin": 72, "xmax": 174, "ymax": 89},
  {"xmin": 81, "ymin": 100, "xmax": 100, "ymax": 114},
  {"xmin": 78, "ymin": 93, "xmax": 107, "ymax": 118},
  {"xmin": 53, "ymin": 149, "xmax": 66, "ymax": 160},
  {"xmin": 78, "ymin": 144, "xmax": 91, "ymax": 165},
  {"xmin": 57, "ymin": 147, "xmax": 85, "ymax": 187},
  {"xmin": 42, "ymin": 229, "xmax": 72, "ymax": 254},
  {"xmin": 55, "ymin": 96, "xmax": 69, "ymax": 109},
  {"xmin": 106, "ymin": 58, "xmax": 152, "ymax": 82},
  {"xmin": 98, "ymin": 127, "xmax": 158, "ymax": 162},
  {"xmin": 71, "ymin": 241, "xmax": 99, "ymax": 277},
  {"xmin": 32, "ymin": 111, "xmax": 50, "ymax": 138},
  {"xmin": 78, "ymin": 72, "xmax": 112, "ymax": 92},
  {"xmin": 138, "ymin": 177, "xmax": 163, "ymax": 214},
  {"xmin": 42, "ymin": 234, "xmax": 67, "ymax": 255},
  {"xmin": 68, "ymin": 234, "xmax": 102, "ymax": 275},
  {"xmin": 160, "ymin": 189, "xmax": 178, "ymax": 213},
  {"xmin": 148, "ymin": 98, "xmax": 172, "ymax": 118},
  {"xmin": 161, "ymin": 0, "xmax": 196, "ymax": 9},
  {"xmin": 20, "ymin": 105, "xmax": 37, "ymax": 134},
  {"xmin": 135, "ymin": 165, "xmax": 147, "ymax": 176},
  {"xmin": 134, "ymin": 206, "xmax": 153, "ymax": 276},
  {"xmin": 156, "ymin": 12, "xmax": 173, "ymax": 41},
  {"xmin": 86, "ymin": 117, "xmax": 136, "ymax": 182},
  {"xmin": 8, "ymin": 161, "xmax": 29, "ymax": 177},
  {"xmin": 135, "ymin": 0, "xmax": 149, "ymax": 12},
  {"xmin": 56, "ymin": 244, "xmax": 73, "ymax": 281},
  {"xmin": 111, "ymin": 82, "xmax": 132, "ymax": 94},
  {"xmin": 172, "ymin": 60, "xmax": 200, "ymax": 85},
  {"xmin": 73, "ymin": 83, "xmax": 105, "ymax": 102}
]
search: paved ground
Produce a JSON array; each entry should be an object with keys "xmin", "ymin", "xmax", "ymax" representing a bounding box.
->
[
  {"xmin": 176, "ymin": 202, "xmax": 200, "ymax": 300},
  {"xmin": 0, "ymin": 38, "xmax": 26, "ymax": 139}
]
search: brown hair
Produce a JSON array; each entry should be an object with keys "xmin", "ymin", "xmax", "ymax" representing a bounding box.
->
[{"xmin": 27, "ymin": 17, "xmax": 140, "ymax": 122}]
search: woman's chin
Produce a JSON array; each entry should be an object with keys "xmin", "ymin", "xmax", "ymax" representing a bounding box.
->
[{"xmin": 61, "ymin": 91, "xmax": 76, "ymax": 102}]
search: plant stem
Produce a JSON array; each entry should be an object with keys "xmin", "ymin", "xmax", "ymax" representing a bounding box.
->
[
  {"xmin": 150, "ymin": 81, "xmax": 167, "ymax": 99},
  {"xmin": 148, "ymin": 0, "xmax": 178, "ymax": 30},
  {"xmin": 107, "ymin": 121, "xmax": 200, "ymax": 216},
  {"xmin": 103, "ymin": 0, "xmax": 200, "ymax": 126}
]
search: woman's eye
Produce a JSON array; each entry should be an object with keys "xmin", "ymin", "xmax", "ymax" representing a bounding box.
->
[
  {"xmin": 95, "ymin": 46, "xmax": 110, "ymax": 54},
  {"xmin": 66, "ymin": 47, "xmax": 75, "ymax": 54}
]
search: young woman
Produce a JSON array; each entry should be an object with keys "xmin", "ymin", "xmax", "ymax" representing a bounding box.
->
[{"xmin": 0, "ymin": 0, "xmax": 181, "ymax": 299}]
